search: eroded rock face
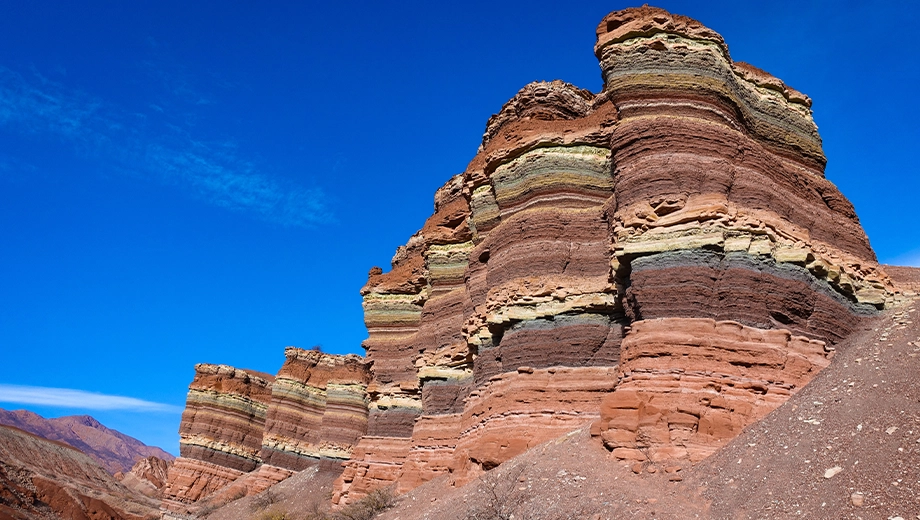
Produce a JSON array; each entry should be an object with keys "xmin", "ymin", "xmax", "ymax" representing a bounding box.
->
[
  {"xmin": 163, "ymin": 351, "xmax": 372, "ymax": 507},
  {"xmin": 116, "ymin": 456, "xmax": 172, "ymax": 498},
  {"xmin": 180, "ymin": 364, "xmax": 274, "ymax": 473},
  {"xmin": 163, "ymin": 457, "xmax": 246, "ymax": 507},
  {"xmin": 163, "ymin": 364, "xmax": 274, "ymax": 503},
  {"xmin": 598, "ymin": 318, "xmax": 831, "ymax": 462},
  {"xmin": 884, "ymin": 265, "xmax": 920, "ymax": 296},
  {"xmin": 169, "ymin": 5, "xmax": 904, "ymax": 510},
  {"xmin": 261, "ymin": 347, "xmax": 371, "ymax": 469},
  {"xmin": 333, "ymin": 5, "xmax": 895, "ymax": 504}
]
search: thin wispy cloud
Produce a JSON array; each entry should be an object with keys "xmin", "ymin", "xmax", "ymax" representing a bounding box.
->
[
  {"xmin": 0, "ymin": 67, "xmax": 101, "ymax": 141},
  {"xmin": 0, "ymin": 65, "xmax": 330, "ymax": 227},
  {"xmin": 0, "ymin": 384, "xmax": 182, "ymax": 413}
]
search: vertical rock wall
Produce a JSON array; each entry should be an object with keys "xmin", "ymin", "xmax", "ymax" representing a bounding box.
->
[
  {"xmin": 164, "ymin": 354, "xmax": 371, "ymax": 506},
  {"xmin": 591, "ymin": 6, "xmax": 887, "ymax": 461},
  {"xmin": 334, "ymin": 176, "xmax": 476, "ymax": 501},
  {"xmin": 168, "ymin": 5, "xmax": 905, "ymax": 510},
  {"xmin": 164, "ymin": 364, "xmax": 273, "ymax": 503},
  {"xmin": 333, "ymin": 5, "xmax": 895, "ymax": 504},
  {"xmin": 261, "ymin": 347, "xmax": 371, "ymax": 470}
]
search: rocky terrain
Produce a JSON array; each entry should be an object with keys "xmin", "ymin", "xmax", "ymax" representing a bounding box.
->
[
  {"xmin": 369, "ymin": 296, "xmax": 920, "ymax": 519},
  {"xmin": 0, "ymin": 409, "xmax": 174, "ymax": 475},
  {"xmin": 154, "ymin": 6, "xmax": 919, "ymax": 518},
  {"xmin": 5, "ymin": 5, "xmax": 913, "ymax": 519},
  {"xmin": 117, "ymin": 457, "xmax": 172, "ymax": 499},
  {"xmin": 0, "ymin": 424, "xmax": 162, "ymax": 520}
]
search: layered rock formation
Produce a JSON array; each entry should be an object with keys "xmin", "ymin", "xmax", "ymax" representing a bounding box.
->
[
  {"xmin": 167, "ymin": 5, "xmax": 904, "ymax": 511},
  {"xmin": 163, "ymin": 350, "xmax": 371, "ymax": 507},
  {"xmin": 588, "ymin": 6, "xmax": 890, "ymax": 462},
  {"xmin": 884, "ymin": 264, "xmax": 920, "ymax": 296},
  {"xmin": 261, "ymin": 348, "xmax": 371, "ymax": 470},
  {"xmin": 332, "ymin": 5, "xmax": 895, "ymax": 504},
  {"xmin": 0, "ymin": 409, "xmax": 174, "ymax": 475},
  {"xmin": 164, "ymin": 364, "xmax": 273, "ymax": 503},
  {"xmin": 596, "ymin": 318, "xmax": 832, "ymax": 462}
]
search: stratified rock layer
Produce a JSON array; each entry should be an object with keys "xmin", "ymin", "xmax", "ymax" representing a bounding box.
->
[
  {"xmin": 261, "ymin": 348, "xmax": 371, "ymax": 470},
  {"xmin": 163, "ymin": 351, "xmax": 372, "ymax": 508},
  {"xmin": 164, "ymin": 364, "xmax": 273, "ymax": 503},
  {"xmin": 333, "ymin": 5, "xmax": 894, "ymax": 505},
  {"xmin": 167, "ymin": 5, "xmax": 904, "ymax": 511},
  {"xmin": 180, "ymin": 364, "xmax": 273, "ymax": 471},
  {"xmin": 597, "ymin": 318, "xmax": 831, "ymax": 462},
  {"xmin": 885, "ymin": 265, "xmax": 920, "ymax": 296}
]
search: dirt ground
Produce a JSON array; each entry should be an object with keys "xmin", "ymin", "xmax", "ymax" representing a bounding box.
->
[{"xmin": 203, "ymin": 466, "xmax": 338, "ymax": 520}]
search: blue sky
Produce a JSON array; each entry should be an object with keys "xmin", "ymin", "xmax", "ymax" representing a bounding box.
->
[{"xmin": 0, "ymin": 1, "xmax": 917, "ymax": 455}]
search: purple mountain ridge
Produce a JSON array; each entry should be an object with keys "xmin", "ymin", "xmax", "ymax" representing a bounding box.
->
[{"xmin": 0, "ymin": 408, "xmax": 174, "ymax": 474}]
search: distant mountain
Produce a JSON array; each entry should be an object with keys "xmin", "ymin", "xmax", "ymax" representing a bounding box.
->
[
  {"xmin": 0, "ymin": 408, "xmax": 174, "ymax": 474},
  {"xmin": 0, "ymin": 424, "xmax": 161, "ymax": 520}
]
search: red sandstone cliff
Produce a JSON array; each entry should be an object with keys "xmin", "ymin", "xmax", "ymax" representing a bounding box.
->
[
  {"xmin": 163, "ymin": 364, "xmax": 275, "ymax": 507},
  {"xmin": 333, "ymin": 5, "xmax": 896, "ymax": 504},
  {"xmin": 162, "ymin": 351, "xmax": 372, "ymax": 514},
  {"xmin": 164, "ymin": 5, "xmax": 913, "ymax": 515}
]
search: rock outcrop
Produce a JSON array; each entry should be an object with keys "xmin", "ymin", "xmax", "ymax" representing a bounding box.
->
[
  {"xmin": 354, "ymin": 298, "xmax": 920, "ymax": 520},
  {"xmin": 163, "ymin": 351, "xmax": 372, "ymax": 508},
  {"xmin": 0, "ymin": 408, "xmax": 174, "ymax": 475},
  {"xmin": 332, "ymin": 5, "xmax": 894, "ymax": 504},
  {"xmin": 164, "ymin": 364, "xmax": 274, "ymax": 503},
  {"xmin": 596, "ymin": 318, "xmax": 831, "ymax": 462},
  {"xmin": 167, "ymin": 5, "xmax": 907, "ymax": 511},
  {"xmin": 884, "ymin": 264, "xmax": 920, "ymax": 296},
  {"xmin": 116, "ymin": 456, "xmax": 172, "ymax": 498},
  {"xmin": 261, "ymin": 348, "xmax": 371, "ymax": 470}
]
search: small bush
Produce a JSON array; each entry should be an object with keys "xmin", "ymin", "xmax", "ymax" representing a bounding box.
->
[
  {"xmin": 257, "ymin": 509, "xmax": 290, "ymax": 520},
  {"xmin": 331, "ymin": 487, "xmax": 396, "ymax": 520},
  {"xmin": 466, "ymin": 464, "xmax": 527, "ymax": 520}
]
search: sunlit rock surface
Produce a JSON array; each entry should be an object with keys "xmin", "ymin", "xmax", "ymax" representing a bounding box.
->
[
  {"xmin": 164, "ymin": 352, "xmax": 371, "ymax": 508},
  {"xmin": 166, "ymin": 5, "xmax": 904, "ymax": 510},
  {"xmin": 333, "ymin": 5, "xmax": 894, "ymax": 504}
]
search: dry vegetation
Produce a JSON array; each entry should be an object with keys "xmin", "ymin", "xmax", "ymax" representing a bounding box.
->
[{"xmin": 251, "ymin": 487, "xmax": 396, "ymax": 520}]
